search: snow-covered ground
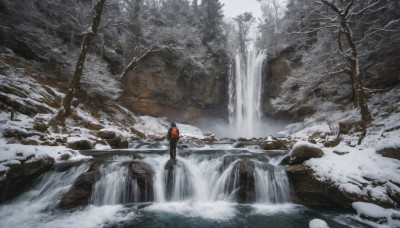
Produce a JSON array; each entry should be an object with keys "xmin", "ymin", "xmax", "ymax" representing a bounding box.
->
[
  {"xmin": 0, "ymin": 48, "xmax": 206, "ymax": 169},
  {"xmin": 281, "ymin": 86, "xmax": 400, "ymax": 226}
]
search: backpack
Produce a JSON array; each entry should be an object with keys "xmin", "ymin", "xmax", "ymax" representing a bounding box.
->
[{"xmin": 171, "ymin": 127, "xmax": 178, "ymax": 139}]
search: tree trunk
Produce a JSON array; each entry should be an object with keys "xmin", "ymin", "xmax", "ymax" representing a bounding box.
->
[
  {"xmin": 342, "ymin": 20, "xmax": 373, "ymax": 123},
  {"xmin": 53, "ymin": 0, "xmax": 106, "ymax": 125},
  {"xmin": 323, "ymin": 0, "xmax": 372, "ymax": 123}
]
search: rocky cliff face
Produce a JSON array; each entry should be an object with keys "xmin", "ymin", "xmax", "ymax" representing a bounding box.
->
[
  {"xmin": 263, "ymin": 44, "xmax": 400, "ymax": 121},
  {"xmin": 120, "ymin": 50, "xmax": 229, "ymax": 123},
  {"xmin": 262, "ymin": 46, "xmax": 304, "ymax": 120}
]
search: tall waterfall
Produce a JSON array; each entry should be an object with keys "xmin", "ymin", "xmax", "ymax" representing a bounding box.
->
[{"xmin": 229, "ymin": 49, "xmax": 266, "ymax": 138}]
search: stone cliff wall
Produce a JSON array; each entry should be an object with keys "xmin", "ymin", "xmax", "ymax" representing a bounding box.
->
[{"xmin": 120, "ymin": 50, "xmax": 229, "ymax": 123}]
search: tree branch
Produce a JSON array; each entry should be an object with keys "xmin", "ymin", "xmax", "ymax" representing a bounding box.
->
[
  {"xmin": 119, "ymin": 43, "xmax": 173, "ymax": 83},
  {"xmin": 338, "ymin": 30, "xmax": 352, "ymax": 60}
]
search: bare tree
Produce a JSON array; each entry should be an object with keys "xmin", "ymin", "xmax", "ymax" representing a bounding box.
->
[
  {"xmin": 257, "ymin": 0, "xmax": 285, "ymax": 54},
  {"xmin": 282, "ymin": 0, "xmax": 400, "ymax": 124},
  {"xmin": 234, "ymin": 12, "xmax": 255, "ymax": 53},
  {"xmin": 320, "ymin": 0, "xmax": 372, "ymax": 123},
  {"xmin": 52, "ymin": 0, "xmax": 106, "ymax": 126}
]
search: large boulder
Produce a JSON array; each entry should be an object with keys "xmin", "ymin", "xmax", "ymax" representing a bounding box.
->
[
  {"xmin": 231, "ymin": 159, "xmax": 256, "ymax": 203},
  {"xmin": 128, "ymin": 161, "xmax": 155, "ymax": 202},
  {"xmin": 0, "ymin": 155, "xmax": 54, "ymax": 203},
  {"xmin": 281, "ymin": 143, "xmax": 324, "ymax": 165},
  {"xmin": 286, "ymin": 164, "xmax": 396, "ymax": 208},
  {"xmin": 59, "ymin": 163, "xmax": 100, "ymax": 209}
]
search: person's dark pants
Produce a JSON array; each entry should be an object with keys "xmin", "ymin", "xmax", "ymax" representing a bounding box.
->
[{"xmin": 169, "ymin": 139, "xmax": 177, "ymax": 159}]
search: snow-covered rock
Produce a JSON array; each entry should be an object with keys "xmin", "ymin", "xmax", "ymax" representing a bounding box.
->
[
  {"xmin": 352, "ymin": 202, "xmax": 400, "ymax": 227},
  {"xmin": 309, "ymin": 219, "xmax": 329, "ymax": 228},
  {"xmin": 304, "ymin": 144, "xmax": 400, "ymax": 207},
  {"xmin": 376, "ymin": 134, "xmax": 400, "ymax": 160}
]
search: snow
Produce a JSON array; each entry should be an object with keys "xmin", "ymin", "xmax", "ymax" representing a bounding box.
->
[
  {"xmin": 289, "ymin": 140, "xmax": 321, "ymax": 155},
  {"xmin": 352, "ymin": 202, "xmax": 400, "ymax": 227},
  {"xmin": 375, "ymin": 134, "xmax": 400, "ymax": 152},
  {"xmin": 352, "ymin": 202, "xmax": 389, "ymax": 218},
  {"xmin": 305, "ymin": 143, "xmax": 400, "ymax": 202},
  {"xmin": 0, "ymin": 138, "xmax": 91, "ymax": 163},
  {"xmin": 309, "ymin": 219, "xmax": 329, "ymax": 228},
  {"xmin": 0, "ymin": 164, "xmax": 9, "ymax": 172}
]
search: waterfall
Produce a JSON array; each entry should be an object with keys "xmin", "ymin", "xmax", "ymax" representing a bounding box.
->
[
  {"xmin": 143, "ymin": 153, "xmax": 291, "ymax": 204},
  {"xmin": 229, "ymin": 49, "xmax": 266, "ymax": 138},
  {"xmin": 85, "ymin": 153, "xmax": 291, "ymax": 204},
  {"xmin": 91, "ymin": 163, "xmax": 140, "ymax": 205}
]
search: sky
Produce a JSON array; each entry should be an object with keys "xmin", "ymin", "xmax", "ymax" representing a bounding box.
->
[{"xmin": 219, "ymin": 0, "xmax": 263, "ymax": 20}]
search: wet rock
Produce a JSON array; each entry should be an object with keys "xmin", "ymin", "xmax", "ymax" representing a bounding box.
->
[
  {"xmin": 118, "ymin": 139, "xmax": 129, "ymax": 148},
  {"xmin": 0, "ymin": 155, "xmax": 54, "ymax": 203},
  {"xmin": 97, "ymin": 130, "xmax": 116, "ymax": 139},
  {"xmin": 177, "ymin": 144, "xmax": 189, "ymax": 149},
  {"xmin": 286, "ymin": 164, "xmax": 349, "ymax": 208},
  {"xmin": 59, "ymin": 163, "xmax": 100, "ymax": 209},
  {"xmin": 220, "ymin": 154, "xmax": 269, "ymax": 173},
  {"xmin": 261, "ymin": 140, "xmax": 288, "ymax": 150},
  {"xmin": 281, "ymin": 144, "xmax": 323, "ymax": 165},
  {"xmin": 261, "ymin": 141, "xmax": 275, "ymax": 150},
  {"xmin": 234, "ymin": 142, "xmax": 246, "ymax": 148},
  {"xmin": 233, "ymin": 159, "xmax": 256, "ymax": 203},
  {"xmin": 59, "ymin": 153, "xmax": 71, "ymax": 161},
  {"xmin": 237, "ymin": 137, "xmax": 250, "ymax": 142},
  {"xmin": 67, "ymin": 140, "xmax": 93, "ymax": 150},
  {"xmin": 164, "ymin": 159, "xmax": 179, "ymax": 200},
  {"xmin": 129, "ymin": 161, "xmax": 155, "ymax": 202},
  {"xmin": 106, "ymin": 137, "xmax": 129, "ymax": 149},
  {"xmin": 130, "ymin": 128, "xmax": 146, "ymax": 139},
  {"xmin": 377, "ymin": 147, "xmax": 400, "ymax": 160}
]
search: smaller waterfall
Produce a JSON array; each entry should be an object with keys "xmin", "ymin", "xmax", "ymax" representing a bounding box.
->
[
  {"xmin": 229, "ymin": 49, "xmax": 266, "ymax": 138},
  {"xmin": 254, "ymin": 165, "xmax": 292, "ymax": 203},
  {"xmin": 91, "ymin": 163, "xmax": 140, "ymax": 205},
  {"xmin": 148, "ymin": 154, "xmax": 291, "ymax": 204}
]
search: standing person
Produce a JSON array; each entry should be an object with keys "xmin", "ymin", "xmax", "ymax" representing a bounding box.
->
[{"xmin": 167, "ymin": 121, "xmax": 180, "ymax": 160}]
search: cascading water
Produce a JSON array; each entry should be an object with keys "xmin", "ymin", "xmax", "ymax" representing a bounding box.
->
[
  {"xmin": 0, "ymin": 145, "xmax": 371, "ymax": 227},
  {"xmin": 229, "ymin": 49, "xmax": 266, "ymax": 138}
]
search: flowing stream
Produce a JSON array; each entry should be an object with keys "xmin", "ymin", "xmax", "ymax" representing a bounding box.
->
[{"xmin": 0, "ymin": 142, "xmax": 369, "ymax": 228}]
